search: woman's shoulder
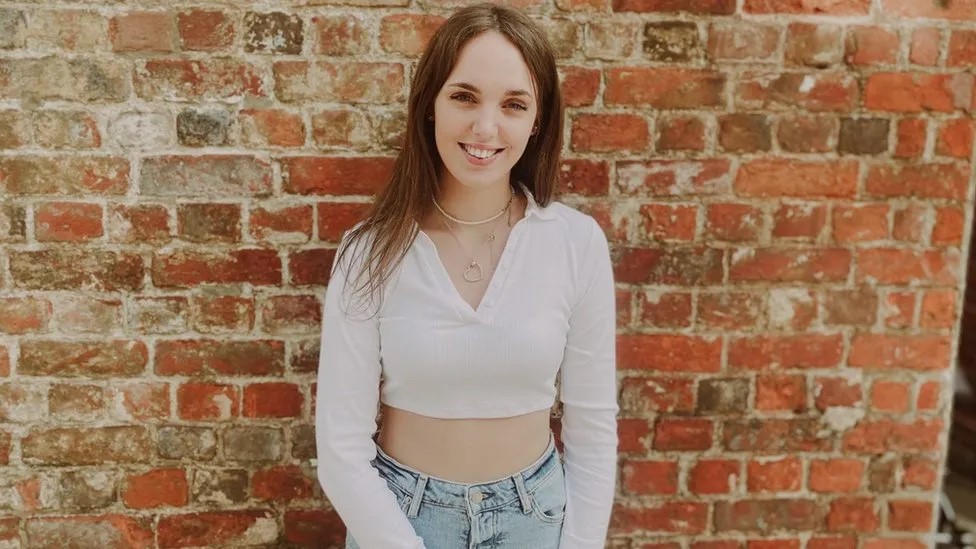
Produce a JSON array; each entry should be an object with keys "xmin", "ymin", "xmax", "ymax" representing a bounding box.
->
[{"xmin": 539, "ymin": 199, "xmax": 606, "ymax": 248}]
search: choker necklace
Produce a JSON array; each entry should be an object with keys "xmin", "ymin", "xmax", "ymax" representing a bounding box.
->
[
  {"xmin": 433, "ymin": 186, "xmax": 515, "ymax": 226},
  {"xmin": 438, "ymin": 197, "xmax": 513, "ymax": 283}
]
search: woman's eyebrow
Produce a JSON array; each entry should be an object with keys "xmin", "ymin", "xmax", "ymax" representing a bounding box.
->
[{"xmin": 446, "ymin": 82, "xmax": 533, "ymax": 98}]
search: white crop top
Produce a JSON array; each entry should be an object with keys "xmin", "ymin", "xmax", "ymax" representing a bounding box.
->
[{"xmin": 315, "ymin": 187, "xmax": 619, "ymax": 548}]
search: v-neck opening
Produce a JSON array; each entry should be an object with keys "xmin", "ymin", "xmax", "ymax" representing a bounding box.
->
[{"xmin": 415, "ymin": 219, "xmax": 526, "ymax": 319}]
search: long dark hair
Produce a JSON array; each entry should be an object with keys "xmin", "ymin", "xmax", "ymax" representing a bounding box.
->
[{"xmin": 335, "ymin": 3, "xmax": 564, "ymax": 312}]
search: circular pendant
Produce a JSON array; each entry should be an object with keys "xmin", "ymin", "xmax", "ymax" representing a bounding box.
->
[{"xmin": 463, "ymin": 261, "xmax": 484, "ymax": 282}]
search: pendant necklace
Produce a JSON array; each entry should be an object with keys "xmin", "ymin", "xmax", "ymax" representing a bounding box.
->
[{"xmin": 437, "ymin": 189, "xmax": 514, "ymax": 283}]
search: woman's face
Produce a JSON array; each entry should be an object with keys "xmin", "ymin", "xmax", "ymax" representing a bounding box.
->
[{"xmin": 432, "ymin": 31, "xmax": 539, "ymax": 192}]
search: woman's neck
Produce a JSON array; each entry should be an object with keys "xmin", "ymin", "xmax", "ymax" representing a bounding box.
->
[{"xmin": 434, "ymin": 179, "xmax": 516, "ymax": 223}]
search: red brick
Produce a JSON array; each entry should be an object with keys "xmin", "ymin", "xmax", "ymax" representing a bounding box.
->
[
  {"xmin": 736, "ymin": 71, "xmax": 858, "ymax": 112},
  {"xmin": 249, "ymin": 204, "xmax": 313, "ymax": 243},
  {"xmin": 948, "ymin": 30, "xmax": 976, "ymax": 66},
  {"xmin": 289, "ymin": 248, "xmax": 336, "ymax": 286},
  {"xmin": 379, "ymin": 14, "xmax": 445, "ymax": 56},
  {"xmin": 108, "ymin": 204, "xmax": 170, "ymax": 244},
  {"xmin": 902, "ymin": 458, "xmax": 939, "ymax": 489},
  {"xmin": 786, "ymin": 23, "xmax": 842, "ymax": 67},
  {"xmin": 690, "ymin": 459, "xmax": 740, "ymax": 495},
  {"xmin": 704, "ymin": 204, "xmax": 760, "ymax": 242},
  {"xmin": 747, "ymin": 541, "xmax": 799, "ymax": 549},
  {"xmin": 870, "ymin": 380, "xmax": 911, "ymax": 413},
  {"xmin": 807, "ymin": 539, "xmax": 857, "ymax": 549},
  {"xmin": 243, "ymin": 383, "xmax": 303, "ymax": 418},
  {"xmin": 558, "ymin": 159, "xmax": 610, "ymax": 197},
  {"xmin": 178, "ymin": 383, "xmax": 238, "ymax": 421},
  {"xmin": 863, "ymin": 538, "xmax": 926, "ymax": 549},
  {"xmin": 283, "ymin": 509, "xmax": 344, "ymax": 547},
  {"xmin": 614, "ymin": 246, "xmax": 724, "ymax": 285},
  {"xmin": 884, "ymin": 0, "xmax": 976, "ymax": 20},
  {"xmin": 252, "ymin": 465, "xmax": 316, "ymax": 502},
  {"xmin": 894, "ymin": 118, "xmax": 926, "ymax": 159},
  {"xmin": 191, "ymin": 296, "xmax": 254, "ymax": 333},
  {"xmin": 158, "ymin": 510, "xmax": 277, "ymax": 548},
  {"xmin": 612, "ymin": 0, "xmax": 735, "ymax": 13},
  {"xmin": 850, "ymin": 334, "xmax": 950, "ymax": 371},
  {"xmin": 910, "ymin": 28, "xmax": 941, "ymax": 65},
  {"xmin": 240, "ymin": 109, "xmax": 305, "ymax": 147},
  {"xmin": 823, "ymin": 288, "xmax": 878, "ymax": 327},
  {"xmin": 656, "ymin": 116, "xmax": 706, "ymax": 151},
  {"xmin": 261, "ymin": 295, "xmax": 321, "ymax": 335},
  {"xmin": 153, "ymin": 249, "xmax": 281, "ymax": 287},
  {"xmin": 560, "ymin": 66, "xmax": 600, "ymax": 108},
  {"xmin": 883, "ymin": 291, "xmax": 916, "ymax": 329},
  {"xmin": 0, "ymin": 347, "xmax": 9, "ymax": 377},
  {"xmin": 772, "ymin": 202, "xmax": 826, "ymax": 239},
  {"xmin": 730, "ymin": 335, "xmax": 844, "ymax": 371},
  {"xmin": 888, "ymin": 500, "xmax": 933, "ymax": 532},
  {"xmin": 606, "ymin": 67, "xmax": 725, "ymax": 108},
  {"xmin": 714, "ymin": 498, "xmax": 821, "ymax": 531},
  {"xmin": 814, "ymin": 377, "xmax": 863, "ymax": 410},
  {"xmin": 831, "ymin": 203, "xmax": 888, "ymax": 243},
  {"xmin": 916, "ymin": 381, "xmax": 942, "ymax": 411},
  {"xmin": 640, "ymin": 203, "xmax": 697, "ymax": 241},
  {"xmin": 618, "ymin": 418, "xmax": 651, "ymax": 453},
  {"xmin": 610, "ymin": 502, "xmax": 709, "ymax": 534},
  {"xmin": 745, "ymin": 0, "xmax": 869, "ymax": 14},
  {"xmin": 135, "ymin": 59, "xmax": 265, "ymax": 101},
  {"xmin": 117, "ymin": 382, "xmax": 170, "ymax": 421},
  {"xmin": 809, "ymin": 459, "xmax": 864, "ymax": 493},
  {"xmin": 936, "ymin": 117, "xmax": 974, "ymax": 158},
  {"xmin": 767, "ymin": 289, "xmax": 817, "ymax": 331},
  {"xmin": 865, "ymin": 73, "xmax": 968, "ymax": 112},
  {"xmin": 724, "ymin": 418, "xmax": 832, "ymax": 453},
  {"xmin": 273, "ymin": 61, "xmax": 404, "ymax": 104},
  {"xmin": 622, "ymin": 460, "xmax": 679, "ymax": 495},
  {"xmin": 178, "ymin": 10, "xmax": 235, "ymax": 51},
  {"xmin": 282, "ymin": 156, "xmax": 393, "ymax": 196},
  {"xmin": 693, "ymin": 541, "xmax": 742, "ymax": 549},
  {"xmin": 730, "ymin": 248, "xmax": 851, "ymax": 283},
  {"xmin": 892, "ymin": 204, "xmax": 926, "ymax": 243},
  {"xmin": 110, "ymin": 12, "xmax": 175, "ymax": 52},
  {"xmin": 755, "ymin": 375, "xmax": 806, "ymax": 412},
  {"xmin": 0, "ymin": 156, "xmax": 129, "ymax": 196},
  {"xmin": 920, "ymin": 289, "xmax": 956, "ymax": 329},
  {"xmin": 826, "ymin": 497, "xmax": 880, "ymax": 532},
  {"xmin": 123, "ymin": 468, "xmax": 188, "ymax": 509},
  {"xmin": 856, "ymin": 248, "xmax": 959, "ymax": 286},
  {"xmin": 747, "ymin": 456, "xmax": 802, "ymax": 492},
  {"xmin": 866, "ymin": 163, "xmax": 969, "ymax": 200},
  {"xmin": 933, "ymin": 206, "xmax": 965, "ymax": 245},
  {"xmin": 618, "ymin": 334, "xmax": 721, "ymax": 372},
  {"xmin": 654, "ymin": 417, "xmax": 714, "ymax": 451},
  {"xmin": 156, "ymin": 340, "xmax": 284, "ymax": 377},
  {"xmin": 736, "ymin": 159, "xmax": 857, "ymax": 198},
  {"xmin": 845, "ymin": 26, "xmax": 900, "ymax": 66},
  {"xmin": 313, "ymin": 15, "xmax": 369, "ymax": 56},
  {"xmin": 842, "ymin": 418, "xmax": 942, "ymax": 453},
  {"xmin": 638, "ymin": 291, "xmax": 693, "ymax": 329},
  {"xmin": 0, "ymin": 297, "xmax": 51, "ymax": 334},
  {"xmin": 571, "ymin": 114, "xmax": 648, "ymax": 152},
  {"xmin": 25, "ymin": 516, "xmax": 153, "ymax": 548}
]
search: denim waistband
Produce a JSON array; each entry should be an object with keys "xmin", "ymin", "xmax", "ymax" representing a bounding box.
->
[{"xmin": 372, "ymin": 433, "xmax": 560, "ymax": 514}]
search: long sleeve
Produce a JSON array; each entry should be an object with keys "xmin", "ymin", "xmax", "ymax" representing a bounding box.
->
[
  {"xmin": 315, "ymin": 231, "xmax": 425, "ymax": 549},
  {"xmin": 558, "ymin": 219, "xmax": 620, "ymax": 548}
]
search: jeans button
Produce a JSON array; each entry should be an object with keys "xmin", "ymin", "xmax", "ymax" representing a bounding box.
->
[{"xmin": 470, "ymin": 489, "xmax": 485, "ymax": 502}]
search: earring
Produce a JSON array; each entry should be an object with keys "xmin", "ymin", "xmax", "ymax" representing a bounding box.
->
[
  {"xmin": 427, "ymin": 114, "xmax": 433, "ymax": 121},
  {"xmin": 531, "ymin": 124, "xmax": 539, "ymax": 135}
]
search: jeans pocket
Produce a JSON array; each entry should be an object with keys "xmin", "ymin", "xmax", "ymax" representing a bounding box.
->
[{"xmin": 529, "ymin": 467, "xmax": 566, "ymax": 524}]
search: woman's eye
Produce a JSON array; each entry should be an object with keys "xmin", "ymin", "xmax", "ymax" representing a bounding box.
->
[
  {"xmin": 451, "ymin": 93, "xmax": 474, "ymax": 102},
  {"xmin": 507, "ymin": 103, "xmax": 527, "ymax": 111}
]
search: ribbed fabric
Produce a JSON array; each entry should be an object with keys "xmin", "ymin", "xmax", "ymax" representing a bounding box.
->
[{"xmin": 315, "ymin": 186, "xmax": 619, "ymax": 548}]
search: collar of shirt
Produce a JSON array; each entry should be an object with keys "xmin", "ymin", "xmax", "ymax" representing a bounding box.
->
[{"xmin": 517, "ymin": 181, "xmax": 557, "ymax": 221}]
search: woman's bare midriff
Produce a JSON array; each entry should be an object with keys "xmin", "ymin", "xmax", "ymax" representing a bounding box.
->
[{"xmin": 376, "ymin": 405, "xmax": 553, "ymax": 483}]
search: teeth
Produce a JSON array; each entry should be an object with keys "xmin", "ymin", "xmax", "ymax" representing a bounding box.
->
[{"xmin": 462, "ymin": 144, "xmax": 500, "ymax": 159}]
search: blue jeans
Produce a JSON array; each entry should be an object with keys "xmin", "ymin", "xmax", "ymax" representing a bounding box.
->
[{"xmin": 345, "ymin": 434, "xmax": 566, "ymax": 548}]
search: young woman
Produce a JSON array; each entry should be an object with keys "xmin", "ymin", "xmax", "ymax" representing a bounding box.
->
[{"xmin": 315, "ymin": 4, "xmax": 619, "ymax": 548}]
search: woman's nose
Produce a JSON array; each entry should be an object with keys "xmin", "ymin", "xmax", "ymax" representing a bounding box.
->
[{"xmin": 471, "ymin": 108, "xmax": 498, "ymax": 138}]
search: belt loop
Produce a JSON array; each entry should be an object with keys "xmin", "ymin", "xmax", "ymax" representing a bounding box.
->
[
  {"xmin": 406, "ymin": 474, "xmax": 428, "ymax": 518},
  {"xmin": 513, "ymin": 473, "xmax": 532, "ymax": 515}
]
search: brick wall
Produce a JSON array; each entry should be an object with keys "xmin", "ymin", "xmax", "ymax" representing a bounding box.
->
[{"xmin": 0, "ymin": 0, "xmax": 973, "ymax": 547}]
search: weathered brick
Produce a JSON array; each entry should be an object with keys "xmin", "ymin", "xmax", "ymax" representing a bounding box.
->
[
  {"xmin": 20, "ymin": 340, "xmax": 148, "ymax": 377},
  {"xmin": 243, "ymin": 382, "xmax": 304, "ymax": 418},
  {"xmin": 0, "ymin": 297, "xmax": 51, "ymax": 334},
  {"xmin": 870, "ymin": 380, "xmax": 911, "ymax": 413},
  {"xmin": 152, "ymin": 249, "xmax": 281, "ymax": 287},
  {"xmin": 559, "ymin": 66, "xmax": 600, "ymax": 108},
  {"xmin": 158, "ymin": 426, "xmax": 217, "ymax": 461},
  {"xmin": 223, "ymin": 427, "xmax": 284, "ymax": 462},
  {"xmin": 911, "ymin": 27, "xmax": 941, "ymax": 65},
  {"xmin": 831, "ymin": 203, "xmax": 888, "ymax": 243},
  {"xmin": 178, "ymin": 383, "xmax": 239, "ymax": 421},
  {"xmin": 241, "ymin": 109, "xmax": 305, "ymax": 147},
  {"xmin": 10, "ymin": 249, "xmax": 143, "ymax": 291},
  {"xmin": 767, "ymin": 289, "xmax": 817, "ymax": 331},
  {"xmin": 190, "ymin": 295, "xmax": 255, "ymax": 334},
  {"xmin": 0, "ymin": 384, "xmax": 46, "ymax": 423},
  {"xmin": 638, "ymin": 291, "xmax": 693, "ymax": 329},
  {"xmin": 156, "ymin": 340, "xmax": 283, "ymax": 377},
  {"xmin": 33, "ymin": 111, "xmax": 100, "ymax": 149},
  {"xmin": 176, "ymin": 109, "xmax": 232, "ymax": 147},
  {"xmin": 865, "ymin": 163, "xmax": 969, "ymax": 200},
  {"xmin": 826, "ymin": 497, "xmax": 880, "ymax": 532},
  {"xmin": 25, "ymin": 516, "xmax": 153, "ymax": 549},
  {"xmin": 114, "ymin": 382, "xmax": 170, "ymax": 422},
  {"xmin": 557, "ymin": 159, "xmax": 610, "ymax": 196},
  {"xmin": 718, "ymin": 114, "xmax": 771, "ymax": 152},
  {"xmin": 786, "ymin": 23, "xmax": 843, "ymax": 67},
  {"xmin": 735, "ymin": 159, "xmax": 857, "ymax": 198},
  {"xmin": 613, "ymin": 0, "xmax": 735, "ymax": 14},
  {"xmin": 615, "ymin": 247, "xmax": 724, "ymax": 285},
  {"xmin": 729, "ymin": 334, "xmax": 844, "ymax": 371},
  {"xmin": 284, "ymin": 509, "xmax": 345, "ymax": 547},
  {"xmin": 755, "ymin": 374, "xmax": 806, "ymax": 412},
  {"xmin": 745, "ymin": 0, "xmax": 869, "ymax": 14},
  {"xmin": 731, "ymin": 248, "xmax": 850, "ymax": 284},
  {"xmin": 23, "ymin": 426, "xmax": 151, "ymax": 465},
  {"xmin": 704, "ymin": 203, "xmax": 762, "ymax": 242},
  {"xmin": 644, "ymin": 21, "xmax": 701, "ymax": 62},
  {"xmin": 311, "ymin": 109, "xmax": 371, "ymax": 149},
  {"xmin": 0, "ymin": 58, "xmax": 130, "ymax": 102},
  {"xmin": 736, "ymin": 71, "xmax": 858, "ymax": 112},
  {"xmin": 49, "ymin": 384, "xmax": 106, "ymax": 422},
  {"xmin": 178, "ymin": 10, "xmax": 235, "ymax": 51},
  {"xmin": 936, "ymin": 117, "xmax": 974, "ymax": 159},
  {"xmin": 689, "ymin": 459, "xmax": 740, "ymax": 495},
  {"xmin": 809, "ymin": 459, "xmax": 864, "ymax": 493},
  {"xmin": 585, "ymin": 20, "xmax": 638, "ymax": 60},
  {"xmin": 656, "ymin": 116, "xmax": 706, "ymax": 151},
  {"xmin": 708, "ymin": 21, "xmax": 779, "ymax": 61},
  {"xmin": 724, "ymin": 418, "xmax": 832, "ymax": 453},
  {"xmin": 864, "ymin": 72, "xmax": 968, "ymax": 112},
  {"xmin": 51, "ymin": 296, "xmax": 123, "ymax": 335},
  {"xmin": 380, "ymin": 14, "xmax": 445, "ymax": 56},
  {"xmin": 618, "ymin": 334, "xmax": 722, "ymax": 372},
  {"xmin": 128, "ymin": 297, "xmax": 188, "ymax": 334},
  {"xmin": 883, "ymin": 0, "xmax": 976, "ymax": 20},
  {"xmin": 620, "ymin": 376, "xmax": 695, "ymax": 414},
  {"xmin": 134, "ymin": 59, "xmax": 265, "ymax": 101},
  {"xmin": 26, "ymin": 10, "xmax": 107, "ymax": 51},
  {"xmin": 0, "ymin": 156, "xmax": 129, "ymax": 196},
  {"xmin": 252, "ymin": 465, "xmax": 317, "ymax": 502},
  {"xmin": 59, "ymin": 470, "xmax": 118, "ymax": 510},
  {"xmin": 110, "ymin": 12, "xmax": 175, "ymax": 52},
  {"xmin": 193, "ymin": 469, "xmax": 248, "ymax": 505},
  {"xmin": 850, "ymin": 334, "xmax": 950, "ymax": 371},
  {"xmin": 141, "ymin": 156, "xmax": 272, "ymax": 197},
  {"xmin": 34, "ymin": 202, "xmax": 103, "ymax": 242},
  {"xmin": 177, "ymin": 203, "xmax": 241, "ymax": 243},
  {"xmin": 571, "ymin": 114, "xmax": 648, "ymax": 152},
  {"xmin": 288, "ymin": 248, "xmax": 336, "ymax": 286},
  {"xmin": 838, "ymin": 118, "xmax": 889, "ymax": 155},
  {"xmin": 0, "ymin": 9, "xmax": 26, "ymax": 49},
  {"xmin": 158, "ymin": 510, "xmax": 277, "ymax": 548},
  {"xmin": 617, "ymin": 159, "xmax": 731, "ymax": 196},
  {"xmin": 313, "ymin": 14, "xmax": 370, "ymax": 56},
  {"xmin": 260, "ymin": 295, "xmax": 321, "ymax": 335},
  {"xmin": 610, "ymin": 502, "xmax": 709, "ymax": 534},
  {"xmin": 747, "ymin": 456, "xmax": 802, "ymax": 492},
  {"xmin": 714, "ymin": 498, "xmax": 823, "ymax": 532},
  {"xmin": 244, "ymin": 12, "xmax": 303, "ymax": 54},
  {"xmin": 776, "ymin": 115, "xmax": 836, "ymax": 153},
  {"xmin": 108, "ymin": 204, "xmax": 170, "ymax": 244},
  {"xmin": 823, "ymin": 288, "xmax": 878, "ymax": 326},
  {"xmin": 845, "ymin": 26, "xmax": 899, "ymax": 66},
  {"xmin": 697, "ymin": 378, "xmax": 749, "ymax": 414},
  {"xmin": 274, "ymin": 61, "xmax": 404, "ymax": 103},
  {"xmin": 640, "ymin": 203, "xmax": 697, "ymax": 242},
  {"xmin": 0, "ymin": 111, "xmax": 30, "ymax": 149},
  {"xmin": 621, "ymin": 460, "xmax": 678, "ymax": 495}
]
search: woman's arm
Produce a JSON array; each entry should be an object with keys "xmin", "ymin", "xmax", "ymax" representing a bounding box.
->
[
  {"xmin": 558, "ymin": 218, "xmax": 620, "ymax": 548},
  {"xmin": 315, "ymin": 231, "xmax": 425, "ymax": 549}
]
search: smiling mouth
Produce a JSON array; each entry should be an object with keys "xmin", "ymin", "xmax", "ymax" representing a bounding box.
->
[{"xmin": 459, "ymin": 143, "xmax": 504, "ymax": 159}]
